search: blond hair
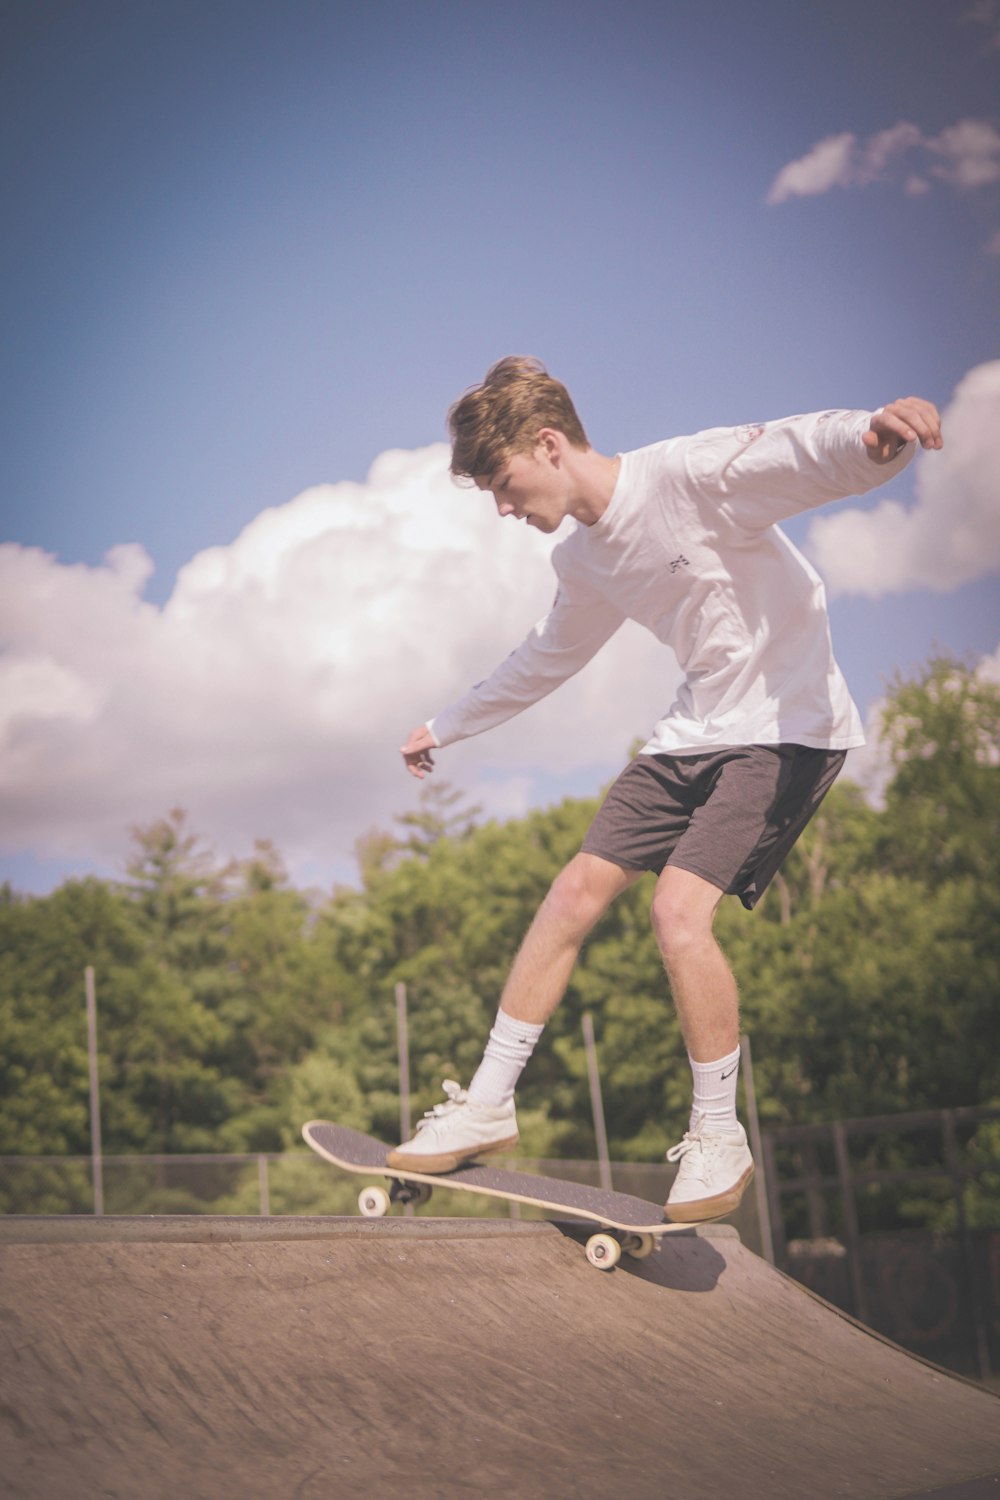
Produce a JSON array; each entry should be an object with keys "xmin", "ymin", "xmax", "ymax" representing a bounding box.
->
[{"xmin": 447, "ymin": 356, "xmax": 589, "ymax": 479}]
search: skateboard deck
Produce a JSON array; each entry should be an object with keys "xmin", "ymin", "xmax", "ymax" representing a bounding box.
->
[{"xmin": 303, "ymin": 1120, "xmax": 713, "ymax": 1269}]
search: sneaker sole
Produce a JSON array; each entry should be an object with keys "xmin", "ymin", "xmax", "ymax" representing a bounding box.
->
[
  {"xmin": 385, "ymin": 1134, "xmax": 520, "ymax": 1175},
  {"xmin": 664, "ymin": 1162, "xmax": 754, "ymax": 1224}
]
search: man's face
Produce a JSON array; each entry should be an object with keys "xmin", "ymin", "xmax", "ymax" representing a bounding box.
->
[{"xmin": 475, "ymin": 443, "xmax": 568, "ymax": 534}]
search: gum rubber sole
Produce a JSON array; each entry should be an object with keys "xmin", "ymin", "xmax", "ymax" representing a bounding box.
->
[
  {"xmin": 385, "ymin": 1133, "xmax": 521, "ymax": 1175},
  {"xmin": 664, "ymin": 1163, "xmax": 754, "ymax": 1224}
]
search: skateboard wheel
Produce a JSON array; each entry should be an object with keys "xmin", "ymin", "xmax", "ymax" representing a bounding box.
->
[
  {"xmin": 622, "ymin": 1233, "xmax": 656, "ymax": 1259},
  {"xmin": 408, "ymin": 1182, "xmax": 433, "ymax": 1208},
  {"xmin": 585, "ymin": 1233, "xmax": 622, "ymax": 1271},
  {"xmin": 358, "ymin": 1185, "xmax": 391, "ymax": 1218}
]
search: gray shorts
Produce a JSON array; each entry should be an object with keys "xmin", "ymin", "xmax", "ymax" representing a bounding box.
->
[{"xmin": 581, "ymin": 744, "xmax": 846, "ymax": 910}]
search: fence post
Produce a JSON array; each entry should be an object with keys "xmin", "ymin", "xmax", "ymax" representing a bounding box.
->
[
  {"xmin": 395, "ymin": 982, "xmax": 414, "ymax": 1216},
  {"xmin": 740, "ymin": 1034, "xmax": 775, "ymax": 1264},
  {"xmin": 582, "ymin": 1013, "xmax": 612, "ymax": 1191},
  {"xmin": 395, "ymin": 982, "xmax": 411, "ymax": 1143},
  {"xmin": 761, "ymin": 1131, "xmax": 788, "ymax": 1268},
  {"xmin": 943, "ymin": 1110, "xmax": 992, "ymax": 1381},
  {"xmin": 832, "ymin": 1121, "xmax": 868, "ymax": 1324},
  {"xmin": 257, "ymin": 1155, "xmax": 271, "ymax": 1217},
  {"xmin": 84, "ymin": 966, "xmax": 104, "ymax": 1216}
]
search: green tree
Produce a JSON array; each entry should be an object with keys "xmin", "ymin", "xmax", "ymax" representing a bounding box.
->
[
  {"xmin": 215, "ymin": 841, "xmax": 356, "ymax": 1150},
  {"xmin": 394, "ymin": 780, "xmax": 483, "ymax": 856},
  {"xmin": 0, "ymin": 878, "xmax": 140, "ymax": 1155},
  {"xmin": 113, "ymin": 811, "xmax": 242, "ymax": 1151},
  {"xmin": 879, "ymin": 653, "xmax": 1000, "ymax": 884}
]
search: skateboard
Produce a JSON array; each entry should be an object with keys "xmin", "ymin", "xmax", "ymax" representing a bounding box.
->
[{"xmin": 302, "ymin": 1120, "xmax": 713, "ymax": 1270}]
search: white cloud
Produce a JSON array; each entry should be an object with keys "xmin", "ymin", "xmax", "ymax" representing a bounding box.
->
[
  {"xmin": 805, "ymin": 361, "xmax": 1000, "ymax": 598},
  {"xmin": 927, "ymin": 119, "xmax": 1000, "ymax": 188},
  {"xmin": 856, "ymin": 122, "xmax": 926, "ymax": 185},
  {"xmin": 766, "ymin": 118, "xmax": 1000, "ymax": 247},
  {"xmin": 765, "ymin": 133, "xmax": 856, "ymax": 204},
  {"xmin": 0, "ymin": 445, "xmax": 675, "ymax": 886}
]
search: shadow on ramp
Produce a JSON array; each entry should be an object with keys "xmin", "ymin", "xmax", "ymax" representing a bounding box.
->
[{"xmin": 554, "ymin": 1218, "xmax": 728, "ymax": 1291}]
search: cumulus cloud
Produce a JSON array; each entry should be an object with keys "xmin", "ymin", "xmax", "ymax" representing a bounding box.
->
[
  {"xmin": 805, "ymin": 361, "xmax": 1000, "ymax": 598},
  {"xmin": 927, "ymin": 118, "xmax": 1000, "ymax": 187},
  {"xmin": 766, "ymin": 117, "xmax": 1000, "ymax": 247},
  {"xmin": 764, "ymin": 132, "xmax": 856, "ymax": 202},
  {"xmin": 0, "ymin": 446, "xmax": 675, "ymax": 886}
]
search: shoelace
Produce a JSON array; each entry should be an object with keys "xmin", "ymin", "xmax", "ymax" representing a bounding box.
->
[
  {"xmin": 414, "ymin": 1079, "xmax": 467, "ymax": 1134},
  {"xmin": 666, "ymin": 1118, "xmax": 725, "ymax": 1173},
  {"xmin": 666, "ymin": 1111, "xmax": 707, "ymax": 1164},
  {"xmin": 665, "ymin": 1133, "xmax": 696, "ymax": 1165},
  {"xmin": 666, "ymin": 1134, "xmax": 715, "ymax": 1185}
]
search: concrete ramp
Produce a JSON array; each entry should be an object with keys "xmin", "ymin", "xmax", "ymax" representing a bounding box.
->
[{"xmin": 1, "ymin": 1215, "xmax": 999, "ymax": 1500}]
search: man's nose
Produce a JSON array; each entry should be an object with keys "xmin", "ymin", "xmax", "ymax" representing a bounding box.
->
[{"xmin": 496, "ymin": 498, "xmax": 517, "ymax": 517}]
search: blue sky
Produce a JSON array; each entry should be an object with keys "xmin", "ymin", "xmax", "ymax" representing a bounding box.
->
[{"xmin": 2, "ymin": 0, "xmax": 998, "ymax": 892}]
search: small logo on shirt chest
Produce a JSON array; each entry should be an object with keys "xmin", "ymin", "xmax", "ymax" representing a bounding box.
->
[{"xmin": 669, "ymin": 554, "xmax": 690, "ymax": 574}]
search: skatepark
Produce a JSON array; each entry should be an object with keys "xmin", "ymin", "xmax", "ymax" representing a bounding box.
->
[{"xmin": 2, "ymin": 1213, "xmax": 999, "ymax": 1500}]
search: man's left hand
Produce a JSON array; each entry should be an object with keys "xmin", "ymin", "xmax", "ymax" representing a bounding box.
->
[{"xmin": 864, "ymin": 397, "xmax": 943, "ymax": 464}]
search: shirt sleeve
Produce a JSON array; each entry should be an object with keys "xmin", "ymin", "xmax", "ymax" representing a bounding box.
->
[
  {"xmin": 428, "ymin": 553, "xmax": 625, "ymax": 748},
  {"xmin": 682, "ymin": 409, "xmax": 915, "ymax": 532}
]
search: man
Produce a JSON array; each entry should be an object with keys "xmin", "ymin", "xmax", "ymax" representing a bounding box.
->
[{"xmin": 390, "ymin": 357, "xmax": 943, "ymax": 1222}]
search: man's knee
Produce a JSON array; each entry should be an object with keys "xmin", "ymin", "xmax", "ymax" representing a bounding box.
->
[
  {"xmin": 544, "ymin": 853, "xmax": 637, "ymax": 935},
  {"xmin": 651, "ymin": 866, "xmax": 724, "ymax": 958}
]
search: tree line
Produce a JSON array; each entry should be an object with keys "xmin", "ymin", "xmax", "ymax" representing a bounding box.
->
[{"xmin": 1, "ymin": 655, "xmax": 997, "ymax": 1228}]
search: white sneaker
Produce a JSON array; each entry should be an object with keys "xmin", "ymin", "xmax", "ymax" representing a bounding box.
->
[
  {"xmin": 665, "ymin": 1116, "xmax": 754, "ymax": 1223},
  {"xmin": 386, "ymin": 1080, "xmax": 519, "ymax": 1173}
]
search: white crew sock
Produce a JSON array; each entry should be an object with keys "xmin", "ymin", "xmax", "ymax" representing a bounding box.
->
[
  {"xmin": 688, "ymin": 1045, "xmax": 742, "ymax": 1136},
  {"xmin": 467, "ymin": 1008, "xmax": 544, "ymax": 1107}
]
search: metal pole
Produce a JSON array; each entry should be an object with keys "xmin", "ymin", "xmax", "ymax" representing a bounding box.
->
[
  {"xmin": 257, "ymin": 1155, "xmax": 270, "ymax": 1217},
  {"xmin": 396, "ymin": 982, "xmax": 411, "ymax": 1142},
  {"xmin": 943, "ymin": 1110, "xmax": 991, "ymax": 1381},
  {"xmin": 84, "ymin": 966, "xmax": 104, "ymax": 1216},
  {"xmin": 740, "ymin": 1034, "xmax": 775, "ymax": 1263},
  {"xmin": 395, "ymin": 982, "xmax": 413, "ymax": 1217},
  {"xmin": 582, "ymin": 1013, "xmax": 612, "ymax": 1191},
  {"xmin": 832, "ymin": 1120, "xmax": 869, "ymax": 1325}
]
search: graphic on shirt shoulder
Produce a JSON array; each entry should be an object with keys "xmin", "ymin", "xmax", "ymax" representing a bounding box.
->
[
  {"xmin": 734, "ymin": 422, "xmax": 765, "ymax": 445},
  {"xmin": 669, "ymin": 554, "xmax": 690, "ymax": 574}
]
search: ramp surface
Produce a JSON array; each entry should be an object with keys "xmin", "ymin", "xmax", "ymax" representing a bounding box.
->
[{"xmin": 2, "ymin": 1215, "xmax": 999, "ymax": 1500}]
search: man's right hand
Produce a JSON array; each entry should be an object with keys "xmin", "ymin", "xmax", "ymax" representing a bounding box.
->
[
  {"xmin": 863, "ymin": 396, "xmax": 943, "ymax": 463},
  {"xmin": 401, "ymin": 724, "xmax": 437, "ymax": 779}
]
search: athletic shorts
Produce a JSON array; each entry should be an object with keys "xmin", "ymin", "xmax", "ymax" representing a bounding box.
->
[{"xmin": 580, "ymin": 744, "xmax": 846, "ymax": 910}]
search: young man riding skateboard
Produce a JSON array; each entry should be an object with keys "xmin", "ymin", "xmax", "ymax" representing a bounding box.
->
[{"xmin": 391, "ymin": 357, "xmax": 943, "ymax": 1222}]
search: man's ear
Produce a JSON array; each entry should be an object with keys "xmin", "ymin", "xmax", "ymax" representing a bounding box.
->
[{"xmin": 536, "ymin": 428, "xmax": 563, "ymax": 464}]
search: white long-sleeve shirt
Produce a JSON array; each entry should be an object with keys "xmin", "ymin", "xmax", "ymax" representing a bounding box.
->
[{"xmin": 428, "ymin": 409, "xmax": 913, "ymax": 755}]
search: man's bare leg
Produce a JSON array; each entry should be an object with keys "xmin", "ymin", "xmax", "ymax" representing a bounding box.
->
[
  {"xmin": 651, "ymin": 864, "xmax": 753, "ymax": 1219},
  {"xmin": 388, "ymin": 853, "xmax": 641, "ymax": 1163},
  {"xmin": 650, "ymin": 864, "xmax": 738, "ymax": 1060},
  {"xmin": 461, "ymin": 853, "xmax": 641, "ymax": 1108},
  {"xmin": 499, "ymin": 852, "xmax": 644, "ymax": 1025}
]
